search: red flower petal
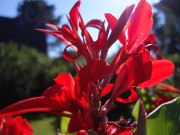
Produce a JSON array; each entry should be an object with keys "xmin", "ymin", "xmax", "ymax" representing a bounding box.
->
[
  {"xmin": 0, "ymin": 96, "xmax": 60, "ymax": 119},
  {"xmin": 126, "ymin": 60, "xmax": 147, "ymax": 87},
  {"xmin": 85, "ymin": 19, "xmax": 104, "ymax": 30},
  {"xmin": 68, "ymin": 111, "xmax": 93, "ymax": 133},
  {"xmin": 101, "ymin": 84, "xmax": 113, "ymax": 98},
  {"xmin": 112, "ymin": 64, "xmax": 129, "ymax": 98},
  {"xmin": 129, "ymin": 48, "xmax": 150, "ymax": 63},
  {"xmin": 105, "ymin": 13, "xmax": 126, "ymax": 46},
  {"xmin": 63, "ymin": 45, "xmax": 81, "ymax": 61},
  {"xmin": 36, "ymin": 28, "xmax": 73, "ymax": 47},
  {"xmin": 42, "ymin": 83, "xmax": 79, "ymax": 113},
  {"xmin": 111, "ymin": 59, "xmax": 147, "ymax": 100},
  {"xmin": 41, "ymin": 84, "xmax": 65, "ymax": 98},
  {"xmin": 116, "ymin": 88, "xmax": 138, "ymax": 103},
  {"xmin": 0, "ymin": 84, "xmax": 73, "ymax": 119},
  {"xmin": 106, "ymin": 4, "xmax": 134, "ymax": 48},
  {"xmin": 139, "ymin": 60, "xmax": 175, "ymax": 87},
  {"xmin": 69, "ymin": 0, "xmax": 81, "ymax": 30},
  {"xmin": 62, "ymin": 25, "xmax": 77, "ymax": 43},
  {"xmin": 1, "ymin": 116, "xmax": 33, "ymax": 135},
  {"xmin": 76, "ymin": 60, "xmax": 111, "ymax": 97},
  {"xmin": 158, "ymin": 83, "xmax": 180, "ymax": 94},
  {"xmin": 76, "ymin": 130, "xmax": 87, "ymax": 135},
  {"xmin": 118, "ymin": 131, "xmax": 133, "ymax": 135},
  {"xmin": 53, "ymin": 73, "xmax": 75, "ymax": 93},
  {"xmin": 127, "ymin": 0, "xmax": 153, "ymax": 51},
  {"xmin": 46, "ymin": 23, "xmax": 60, "ymax": 31}
]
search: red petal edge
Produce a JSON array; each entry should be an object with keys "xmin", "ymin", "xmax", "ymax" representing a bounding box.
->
[{"xmin": 116, "ymin": 88, "xmax": 138, "ymax": 103}]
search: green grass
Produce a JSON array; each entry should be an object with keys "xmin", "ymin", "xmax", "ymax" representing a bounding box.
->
[
  {"xmin": 22, "ymin": 112, "xmax": 77, "ymax": 135},
  {"xmin": 23, "ymin": 112, "xmax": 60, "ymax": 135},
  {"xmin": 29, "ymin": 116, "xmax": 57, "ymax": 135}
]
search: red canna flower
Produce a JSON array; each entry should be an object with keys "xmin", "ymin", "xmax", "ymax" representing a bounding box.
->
[
  {"xmin": 36, "ymin": 0, "xmax": 109, "ymax": 63},
  {"xmin": 99, "ymin": 0, "xmax": 174, "ymax": 112},
  {"xmin": 0, "ymin": 60, "xmax": 111, "ymax": 133},
  {"xmin": 37, "ymin": 0, "xmax": 174, "ymax": 104},
  {"xmin": 0, "ymin": 116, "xmax": 33, "ymax": 135},
  {"xmin": 0, "ymin": 0, "xmax": 176, "ymax": 134}
]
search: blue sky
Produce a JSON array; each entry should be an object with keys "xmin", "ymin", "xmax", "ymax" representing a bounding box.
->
[
  {"xmin": 0, "ymin": 0, "xmax": 160, "ymax": 57},
  {"xmin": 0, "ymin": 0, "xmax": 160, "ymax": 23}
]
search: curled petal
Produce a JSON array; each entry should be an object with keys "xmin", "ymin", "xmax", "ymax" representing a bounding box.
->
[
  {"xmin": 128, "ymin": 45, "xmax": 150, "ymax": 63},
  {"xmin": 63, "ymin": 45, "xmax": 81, "ymax": 61},
  {"xmin": 85, "ymin": 19, "xmax": 104, "ymax": 30},
  {"xmin": 116, "ymin": 88, "xmax": 138, "ymax": 103}
]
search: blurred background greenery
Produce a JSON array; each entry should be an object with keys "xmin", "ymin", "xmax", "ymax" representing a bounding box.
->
[
  {"xmin": 0, "ymin": 42, "xmax": 75, "ymax": 134},
  {"xmin": 0, "ymin": 0, "xmax": 180, "ymax": 134}
]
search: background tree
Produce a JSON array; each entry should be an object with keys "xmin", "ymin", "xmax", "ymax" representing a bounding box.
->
[
  {"xmin": 152, "ymin": 0, "xmax": 180, "ymax": 88},
  {"xmin": 17, "ymin": 0, "xmax": 61, "ymax": 26},
  {"xmin": 153, "ymin": 0, "xmax": 180, "ymax": 54},
  {"xmin": 0, "ymin": 42, "xmax": 74, "ymax": 109},
  {"xmin": 17, "ymin": 0, "xmax": 63, "ymax": 56}
]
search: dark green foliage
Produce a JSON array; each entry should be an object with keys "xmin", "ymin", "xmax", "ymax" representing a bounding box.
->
[
  {"xmin": 0, "ymin": 42, "xmax": 74, "ymax": 109},
  {"xmin": 164, "ymin": 54, "xmax": 180, "ymax": 88},
  {"xmin": 132, "ymin": 98, "xmax": 180, "ymax": 135},
  {"xmin": 147, "ymin": 98, "xmax": 180, "ymax": 135}
]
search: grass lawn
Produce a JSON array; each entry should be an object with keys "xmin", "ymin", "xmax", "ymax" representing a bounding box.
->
[
  {"xmin": 22, "ymin": 112, "xmax": 75, "ymax": 135},
  {"xmin": 23, "ymin": 112, "xmax": 60, "ymax": 135}
]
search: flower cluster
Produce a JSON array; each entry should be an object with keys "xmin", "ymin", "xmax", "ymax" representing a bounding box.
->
[{"xmin": 0, "ymin": 0, "xmax": 175, "ymax": 135}]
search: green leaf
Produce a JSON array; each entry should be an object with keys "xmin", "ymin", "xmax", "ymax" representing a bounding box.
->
[
  {"xmin": 132, "ymin": 99, "xmax": 140, "ymax": 120},
  {"xmin": 146, "ymin": 97, "xmax": 180, "ymax": 135}
]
